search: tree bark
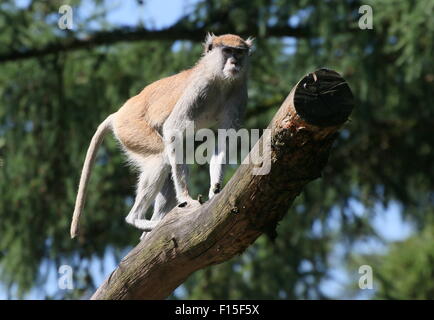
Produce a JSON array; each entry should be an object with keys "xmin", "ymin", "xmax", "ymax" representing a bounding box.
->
[{"xmin": 91, "ymin": 68, "xmax": 354, "ymax": 300}]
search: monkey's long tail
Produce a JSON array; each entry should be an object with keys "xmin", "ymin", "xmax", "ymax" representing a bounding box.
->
[{"xmin": 70, "ymin": 114, "xmax": 114, "ymax": 239}]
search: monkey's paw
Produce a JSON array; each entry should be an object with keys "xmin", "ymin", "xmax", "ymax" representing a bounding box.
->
[{"xmin": 208, "ymin": 183, "xmax": 221, "ymax": 199}]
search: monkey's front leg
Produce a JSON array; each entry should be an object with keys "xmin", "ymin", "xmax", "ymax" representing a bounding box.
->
[
  {"xmin": 209, "ymin": 146, "xmax": 226, "ymax": 199},
  {"xmin": 209, "ymin": 110, "xmax": 238, "ymax": 199},
  {"xmin": 164, "ymin": 130, "xmax": 201, "ymax": 208}
]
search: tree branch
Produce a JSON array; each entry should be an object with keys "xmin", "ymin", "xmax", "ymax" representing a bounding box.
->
[
  {"xmin": 0, "ymin": 25, "xmax": 309, "ymax": 63},
  {"xmin": 91, "ymin": 68, "xmax": 354, "ymax": 300}
]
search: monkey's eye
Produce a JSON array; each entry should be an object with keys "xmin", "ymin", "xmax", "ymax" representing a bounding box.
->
[
  {"xmin": 233, "ymin": 49, "xmax": 245, "ymax": 56},
  {"xmin": 208, "ymin": 44, "xmax": 213, "ymax": 52},
  {"xmin": 222, "ymin": 47, "xmax": 233, "ymax": 55}
]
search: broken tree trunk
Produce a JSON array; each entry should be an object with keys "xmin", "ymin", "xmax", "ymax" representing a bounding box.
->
[{"xmin": 91, "ymin": 68, "xmax": 354, "ymax": 300}]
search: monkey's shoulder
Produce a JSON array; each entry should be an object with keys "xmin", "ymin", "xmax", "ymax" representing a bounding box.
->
[
  {"xmin": 116, "ymin": 69, "xmax": 194, "ymax": 125},
  {"xmin": 145, "ymin": 69, "xmax": 194, "ymax": 93}
]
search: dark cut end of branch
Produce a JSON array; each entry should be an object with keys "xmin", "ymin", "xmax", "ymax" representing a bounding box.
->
[
  {"xmin": 294, "ymin": 68, "xmax": 354, "ymax": 127},
  {"xmin": 91, "ymin": 69, "xmax": 354, "ymax": 300}
]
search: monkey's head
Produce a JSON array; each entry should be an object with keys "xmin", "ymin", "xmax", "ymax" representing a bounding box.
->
[{"xmin": 203, "ymin": 33, "xmax": 254, "ymax": 80}]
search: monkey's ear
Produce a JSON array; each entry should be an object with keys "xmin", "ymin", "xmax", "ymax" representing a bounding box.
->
[
  {"xmin": 204, "ymin": 32, "xmax": 216, "ymax": 54},
  {"xmin": 245, "ymin": 36, "xmax": 255, "ymax": 55},
  {"xmin": 245, "ymin": 36, "xmax": 255, "ymax": 47}
]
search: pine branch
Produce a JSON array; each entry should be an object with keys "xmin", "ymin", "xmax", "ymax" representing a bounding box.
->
[{"xmin": 0, "ymin": 24, "xmax": 309, "ymax": 63}]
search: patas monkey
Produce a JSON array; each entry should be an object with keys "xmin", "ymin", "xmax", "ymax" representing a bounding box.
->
[{"xmin": 70, "ymin": 33, "xmax": 253, "ymax": 239}]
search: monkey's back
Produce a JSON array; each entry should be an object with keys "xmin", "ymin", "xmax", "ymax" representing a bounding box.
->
[{"xmin": 113, "ymin": 69, "xmax": 193, "ymax": 156}]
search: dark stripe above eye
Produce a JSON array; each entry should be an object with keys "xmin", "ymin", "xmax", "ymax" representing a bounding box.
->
[{"xmin": 221, "ymin": 46, "xmax": 247, "ymax": 55}]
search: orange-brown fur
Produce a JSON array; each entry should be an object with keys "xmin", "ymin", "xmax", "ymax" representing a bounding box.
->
[
  {"xmin": 211, "ymin": 34, "xmax": 249, "ymax": 49},
  {"xmin": 113, "ymin": 69, "xmax": 193, "ymax": 156}
]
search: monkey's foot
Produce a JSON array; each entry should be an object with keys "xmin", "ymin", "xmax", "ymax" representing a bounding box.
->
[{"xmin": 208, "ymin": 183, "xmax": 221, "ymax": 199}]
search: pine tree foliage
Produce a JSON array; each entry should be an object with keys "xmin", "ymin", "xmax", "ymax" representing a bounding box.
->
[{"xmin": 0, "ymin": 0, "xmax": 432, "ymax": 299}]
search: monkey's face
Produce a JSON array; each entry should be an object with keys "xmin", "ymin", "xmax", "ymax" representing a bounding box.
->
[
  {"xmin": 203, "ymin": 34, "xmax": 253, "ymax": 80},
  {"xmin": 220, "ymin": 46, "xmax": 249, "ymax": 79}
]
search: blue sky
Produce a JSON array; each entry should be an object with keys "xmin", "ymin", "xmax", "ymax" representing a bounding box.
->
[{"xmin": 4, "ymin": 0, "xmax": 415, "ymax": 300}]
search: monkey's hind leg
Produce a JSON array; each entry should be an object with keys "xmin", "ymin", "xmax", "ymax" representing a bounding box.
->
[
  {"xmin": 125, "ymin": 155, "xmax": 169, "ymax": 231},
  {"xmin": 152, "ymin": 174, "xmax": 177, "ymax": 221},
  {"xmin": 140, "ymin": 174, "xmax": 177, "ymax": 240}
]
